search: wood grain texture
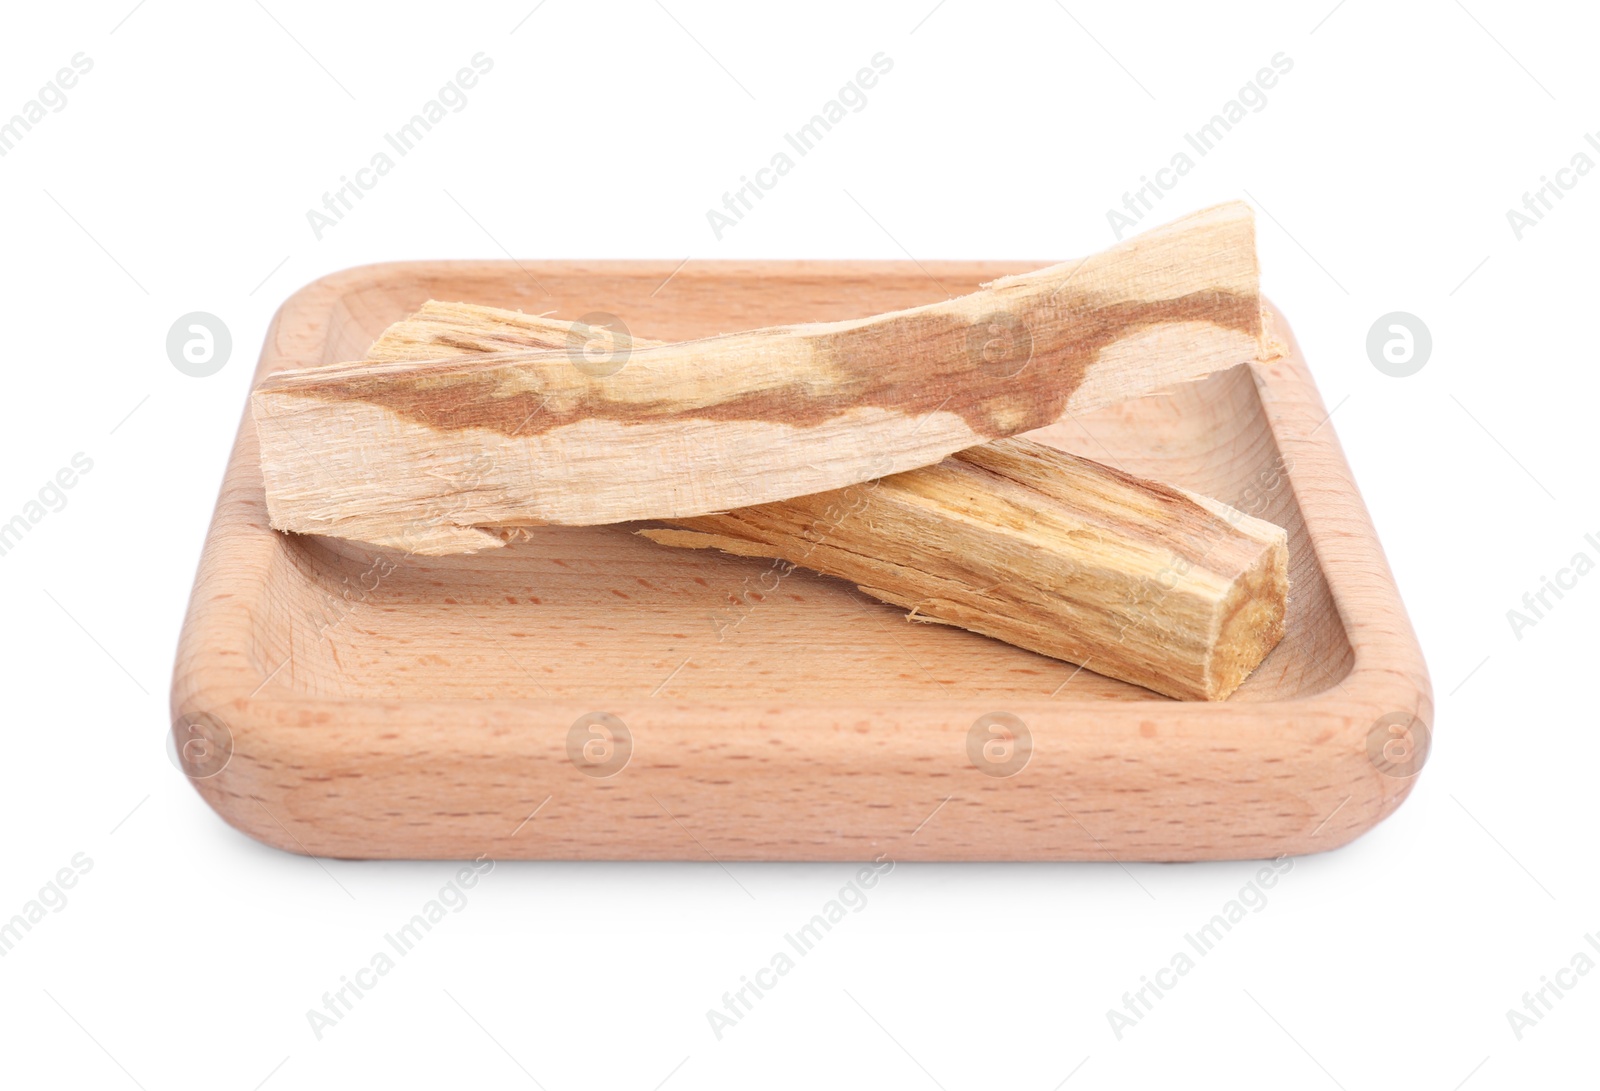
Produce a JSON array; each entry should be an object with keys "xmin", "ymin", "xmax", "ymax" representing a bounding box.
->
[
  {"xmin": 250, "ymin": 203, "xmax": 1262, "ymax": 552},
  {"xmin": 171, "ymin": 258, "xmax": 1431, "ymax": 862},
  {"xmin": 641, "ymin": 438, "xmax": 1288, "ymax": 701}
]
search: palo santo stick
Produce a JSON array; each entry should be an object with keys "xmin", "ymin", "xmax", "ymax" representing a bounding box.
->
[
  {"xmin": 252, "ymin": 203, "xmax": 1263, "ymax": 553},
  {"xmin": 643, "ymin": 438, "xmax": 1288, "ymax": 701},
  {"xmin": 362, "ymin": 304, "xmax": 1289, "ymax": 696}
]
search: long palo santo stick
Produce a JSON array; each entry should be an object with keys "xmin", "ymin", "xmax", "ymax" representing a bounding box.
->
[
  {"xmin": 360, "ymin": 302, "xmax": 1288, "ymax": 698},
  {"xmin": 252, "ymin": 203, "xmax": 1262, "ymax": 554}
]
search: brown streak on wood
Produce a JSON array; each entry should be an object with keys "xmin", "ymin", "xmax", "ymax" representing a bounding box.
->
[{"xmin": 285, "ymin": 288, "xmax": 1256, "ymax": 441}]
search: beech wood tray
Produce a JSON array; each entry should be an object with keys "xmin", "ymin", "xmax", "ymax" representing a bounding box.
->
[{"xmin": 172, "ymin": 260, "xmax": 1431, "ymax": 861}]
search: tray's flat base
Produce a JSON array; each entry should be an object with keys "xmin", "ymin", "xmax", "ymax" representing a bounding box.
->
[{"xmin": 172, "ymin": 260, "xmax": 1431, "ymax": 861}]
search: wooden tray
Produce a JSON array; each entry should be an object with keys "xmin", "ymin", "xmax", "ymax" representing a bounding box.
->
[{"xmin": 171, "ymin": 261, "xmax": 1432, "ymax": 861}]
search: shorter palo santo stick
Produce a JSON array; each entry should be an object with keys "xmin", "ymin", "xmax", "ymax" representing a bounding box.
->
[
  {"xmin": 367, "ymin": 303, "xmax": 1288, "ymax": 699},
  {"xmin": 641, "ymin": 438, "xmax": 1287, "ymax": 701}
]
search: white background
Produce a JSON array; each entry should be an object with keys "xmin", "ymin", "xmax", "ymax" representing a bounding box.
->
[{"xmin": 1, "ymin": 1, "xmax": 1594, "ymax": 1087}]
